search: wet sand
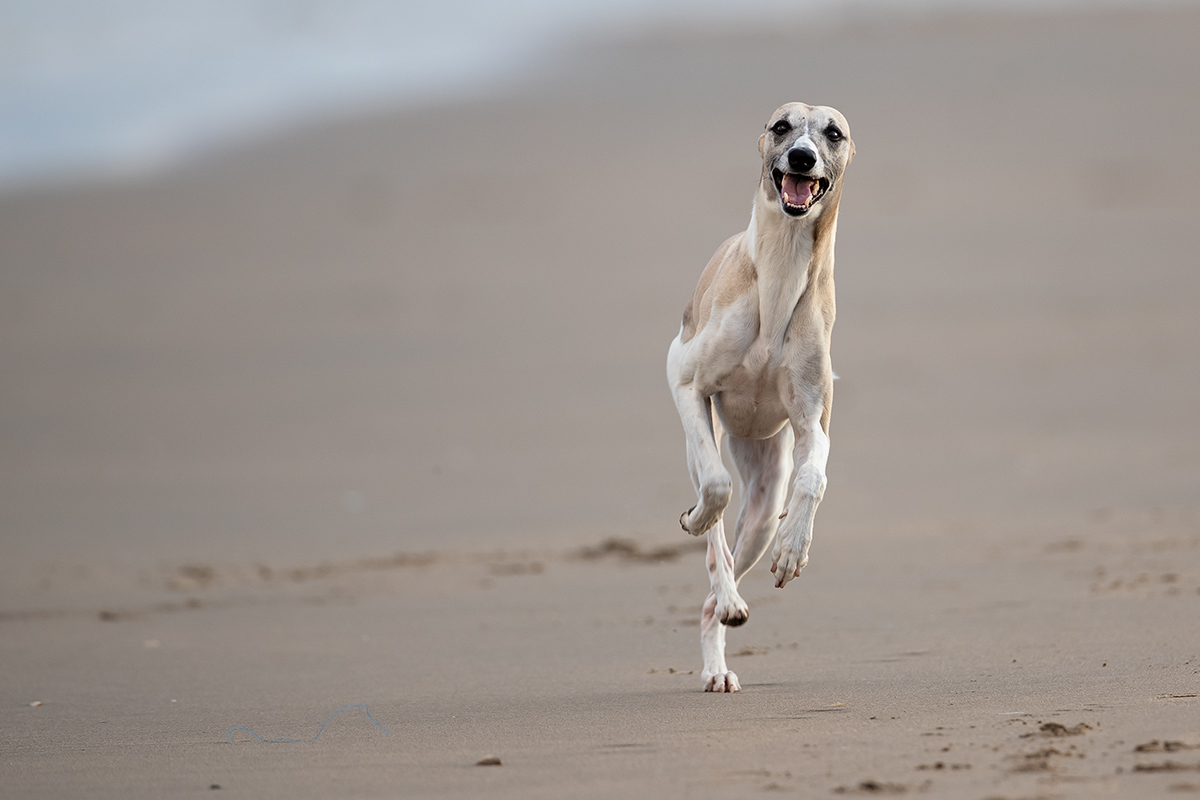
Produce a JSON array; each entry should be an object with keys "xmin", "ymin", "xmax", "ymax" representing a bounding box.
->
[{"xmin": 3, "ymin": 5, "xmax": 1200, "ymax": 797}]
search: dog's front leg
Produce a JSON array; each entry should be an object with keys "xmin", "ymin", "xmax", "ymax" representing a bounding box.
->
[
  {"xmin": 771, "ymin": 409, "xmax": 830, "ymax": 589},
  {"xmin": 673, "ymin": 386, "xmax": 748, "ymax": 624},
  {"xmin": 670, "ymin": 386, "xmax": 733, "ymax": 537}
]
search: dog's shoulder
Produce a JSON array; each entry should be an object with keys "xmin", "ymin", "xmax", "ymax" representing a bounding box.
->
[{"xmin": 681, "ymin": 233, "xmax": 755, "ymax": 343}]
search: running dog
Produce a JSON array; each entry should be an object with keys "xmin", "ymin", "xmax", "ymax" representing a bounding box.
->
[{"xmin": 666, "ymin": 102, "xmax": 854, "ymax": 692}]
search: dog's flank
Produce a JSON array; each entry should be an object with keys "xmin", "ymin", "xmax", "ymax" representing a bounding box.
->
[{"xmin": 666, "ymin": 102, "xmax": 853, "ymax": 692}]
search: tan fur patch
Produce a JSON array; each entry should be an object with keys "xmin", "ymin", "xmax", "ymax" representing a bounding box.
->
[{"xmin": 680, "ymin": 234, "xmax": 751, "ymax": 343}]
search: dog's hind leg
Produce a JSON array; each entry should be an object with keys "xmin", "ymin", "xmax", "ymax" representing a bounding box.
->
[
  {"xmin": 708, "ymin": 512, "xmax": 748, "ymax": 624},
  {"xmin": 699, "ymin": 428, "xmax": 792, "ymax": 693},
  {"xmin": 700, "ymin": 532, "xmax": 740, "ymax": 693},
  {"xmin": 697, "ymin": 410, "xmax": 749, "ymax": 629},
  {"xmin": 728, "ymin": 426, "xmax": 794, "ymax": 583},
  {"xmin": 696, "ymin": 412, "xmax": 743, "ymax": 692}
]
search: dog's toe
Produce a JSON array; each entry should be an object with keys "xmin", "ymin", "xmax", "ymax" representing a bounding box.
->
[
  {"xmin": 717, "ymin": 601, "xmax": 749, "ymax": 627},
  {"xmin": 722, "ymin": 610, "xmax": 749, "ymax": 627},
  {"xmin": 771, "ymin": 545, "xmax": 809, "ymax": 588},
  {"xmin": 679, "ymin": 506, "xmax": 696, "ymax": 533},
  {"xmin": 703, "ymin": 671, "xmax": 741, "ymax": 693}
]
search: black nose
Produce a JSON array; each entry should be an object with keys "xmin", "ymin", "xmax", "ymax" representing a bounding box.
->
[{"xmin": 787, "ymin": 147, "xmax": 817, "ymax": 173}]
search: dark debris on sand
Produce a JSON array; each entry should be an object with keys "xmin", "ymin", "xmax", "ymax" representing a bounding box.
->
[{"xmin": 575, "ymin": 537, "xmax": 706, "ymax": 564}]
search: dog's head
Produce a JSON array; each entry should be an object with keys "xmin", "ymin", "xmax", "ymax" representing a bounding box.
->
[{"xmin": 759, "ymin": 103, "xmax": 854, "ymax": 219}]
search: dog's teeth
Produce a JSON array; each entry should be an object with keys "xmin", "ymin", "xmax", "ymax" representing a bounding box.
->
[{"xmin": 782, "ymin": 192, "xmax": 790, "ymax": 203}]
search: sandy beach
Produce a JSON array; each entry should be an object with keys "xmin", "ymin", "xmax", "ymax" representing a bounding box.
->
[{"xmin": 3, "ymin": 5, "xmax": 1200, "ymax": 797}]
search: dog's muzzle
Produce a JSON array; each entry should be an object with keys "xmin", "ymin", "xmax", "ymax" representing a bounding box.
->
[{"xmin": 772, "ymin": 169, "xmax": 829, "ymax": 217}]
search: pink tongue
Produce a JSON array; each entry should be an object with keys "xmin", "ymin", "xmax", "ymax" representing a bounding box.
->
[{"xmin": 782, "ymin": 174, "xmax": 817, "ymax": 205}]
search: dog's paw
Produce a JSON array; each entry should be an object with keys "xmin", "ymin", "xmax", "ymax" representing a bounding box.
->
[
  {"xmin": 715, "ymin": 594, "xmax": 749, "ymax": 627},
  {"xmin": 681, "ymin": 478, "xmax": 732, "ymax": 535},
  {"xmin": 770, "ymin": 542, "xmax": 809, "ymax": 588},
  {"xmin": 702, "ymin": 670, "xmax": 741, "ymax": 693},
  {"xmin": 680, "ymin": 504, "xmax": 714, "ymax": 536}
]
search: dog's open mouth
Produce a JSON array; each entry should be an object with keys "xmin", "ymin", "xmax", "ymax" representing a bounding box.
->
[{"xmin": 772, "ymin": 170, "xmax": 829, "ymax": 216}]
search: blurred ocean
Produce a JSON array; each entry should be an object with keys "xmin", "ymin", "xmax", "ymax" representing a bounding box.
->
[{"xmin": 0, "ymin": 0, "xmax": 1184, "ymax": 191}]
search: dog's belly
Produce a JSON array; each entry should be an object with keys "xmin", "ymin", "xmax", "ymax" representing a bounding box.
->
[{"xmin": 712, "ymin": 370, "xmax": 789, "ymax": 440}]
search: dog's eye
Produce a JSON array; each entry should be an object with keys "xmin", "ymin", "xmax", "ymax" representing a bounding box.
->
[
  {"xmin": 825, "ymin": 126, "xmax": 843, "ymax": 141},
  {"xmin": 771, "ymin": 121, "xmax": 791, "ymax": 136}
]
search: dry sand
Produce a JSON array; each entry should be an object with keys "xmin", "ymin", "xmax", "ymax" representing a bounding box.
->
[{"xmin": 3, "ymin": 5, "xmax": 1200, "ymax": 798}]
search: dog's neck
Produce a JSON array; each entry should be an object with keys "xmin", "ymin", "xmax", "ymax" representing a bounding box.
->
[{"xmin": 746, "ymin": 185, "xmax": 839, "ymax": 349}]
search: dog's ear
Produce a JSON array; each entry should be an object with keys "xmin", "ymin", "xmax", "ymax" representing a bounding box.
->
[{"xmin": 758, "ymin": 132, "xmax": 766, "ymax": 157}]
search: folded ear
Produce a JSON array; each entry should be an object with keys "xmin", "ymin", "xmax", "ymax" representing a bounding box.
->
[{"xmin": 758, "ymin": 132, "xmax": 766, "ymax": 157}]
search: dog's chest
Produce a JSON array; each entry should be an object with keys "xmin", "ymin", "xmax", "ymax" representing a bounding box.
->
[
  {"xmin": 711, "ymin": 282, "xmax": 822, "ymax": 438},
  {"xmin": 712, "ymin": 346, "xmax": 792, "ymax": 439}
]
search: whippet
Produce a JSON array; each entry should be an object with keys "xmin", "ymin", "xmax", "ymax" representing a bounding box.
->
[{"xmin": 666, "ymin": 102, "xmax": 854, "ymax": 692}]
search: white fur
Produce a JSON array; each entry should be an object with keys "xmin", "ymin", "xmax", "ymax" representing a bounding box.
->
[{"xmin": 666, "ymin": 103, "xmax": 852, "ymax": 692}]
